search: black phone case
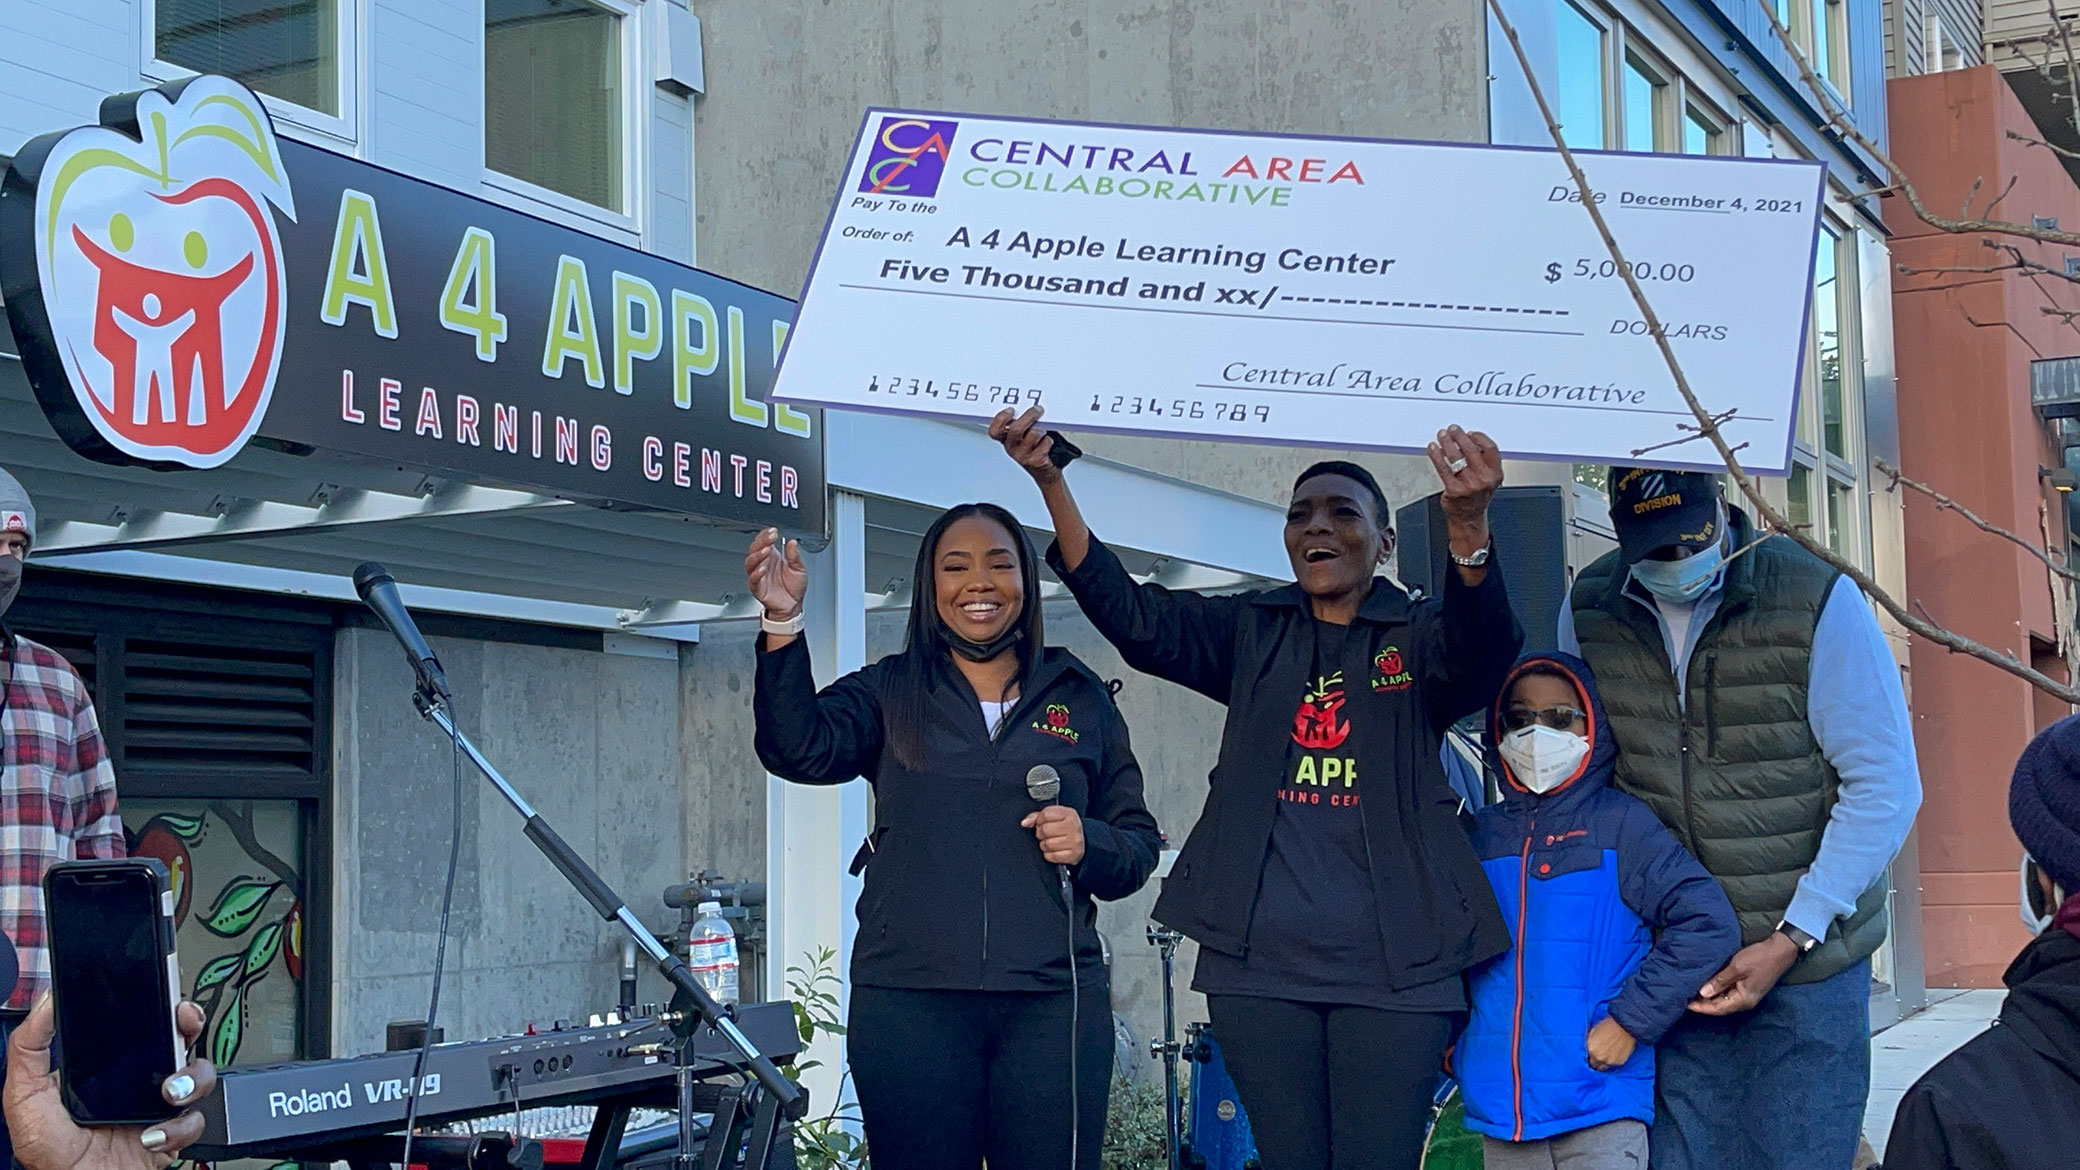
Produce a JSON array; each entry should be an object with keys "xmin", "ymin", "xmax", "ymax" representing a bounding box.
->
[{"xmin": 44, "ymin": 858, "xmax": 183, "ymax": 1126}]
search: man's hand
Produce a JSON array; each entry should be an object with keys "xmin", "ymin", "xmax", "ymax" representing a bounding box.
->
[
  {"xmin": 1690, "ymin": 933, "xmax": 1801, "ymax": 1015},
  {"xmin": 6, "ymin": 995, "xmax": 218, "ymax": 1170},
  {"xmin": 1020, "ymin": 805, "xmax": 1086, "ymax": 866},
  {"xmin": 1585, "ymin": 1017, "xmax": 1638, "ymax": 1071},
  {"xmin": 990, "ymin": 408, "xmax": 1059, "ymax": 486}
]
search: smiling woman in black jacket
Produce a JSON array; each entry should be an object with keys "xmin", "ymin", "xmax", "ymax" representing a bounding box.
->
[
  {"xmin": 746, "ymin": 502, "xmax": 1162, "ymax": 1170},
  {"xmin": 992, "ymin": 409, "xmax": 1522, "ymax": 1170}
]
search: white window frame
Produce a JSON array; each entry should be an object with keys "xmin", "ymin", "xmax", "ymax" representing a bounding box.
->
[
  {"xmin": 140, "ymin": 0, "xmax": 361, "ymax": 148},
  {"xmin": 480, "ymin": 0, "xmax": 646, "ymax": 240},
  {"xmin": 1924, "ymin": 10, "xmax": 1968, "ymax": 73}
]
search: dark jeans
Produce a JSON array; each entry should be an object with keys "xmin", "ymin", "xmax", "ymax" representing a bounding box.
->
[
  {"xmin": 1650, "ymin": 958, "xmax": 1871, "ymax": 1170},
  {"xmin": 1205, "ymin": 995, "xmax": 1458, "ymax": 1170},
  {"xmin": 848, "ymin": 983, "xmax": 1111, "ymax": 1170}
]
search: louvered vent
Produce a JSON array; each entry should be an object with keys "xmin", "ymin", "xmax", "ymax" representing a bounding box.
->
[{"xmin": 120, "ymin": 638, "xmax": 319, "ymax": 783}]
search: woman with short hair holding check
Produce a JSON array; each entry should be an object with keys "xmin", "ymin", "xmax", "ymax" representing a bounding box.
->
[{"xmin": 993, "ymin": 408, "xmax": 1522, "ymax": 1170}]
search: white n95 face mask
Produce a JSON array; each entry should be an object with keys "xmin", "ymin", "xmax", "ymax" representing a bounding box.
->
[{"xmin": 1499, "ymin": 726, "xmax": 1591, "ymax": 794}]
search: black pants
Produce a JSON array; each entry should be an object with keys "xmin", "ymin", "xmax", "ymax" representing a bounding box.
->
[
  {"xmin": 849, "ymin": 983, "xmax": 1111, "ymax": 1170},
  {"xmin": 1206, "ymin": 995, "xmax": 1457, "ymax": 1170}
]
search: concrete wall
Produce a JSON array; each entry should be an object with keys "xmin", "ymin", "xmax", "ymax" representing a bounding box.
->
[
  {"xmin": 331, "ymin": 627, "xmax": 689, "ymax": 1053},
  {"xmin": 687, "ymin": 0, "xmax": 1488, "ymax": 509},
  {"xmin": 1887, "ymin": 66, "xmax": 2074, "ymax": 987}
]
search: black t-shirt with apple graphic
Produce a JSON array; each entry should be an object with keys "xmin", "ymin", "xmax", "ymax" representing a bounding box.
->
[{"xmin": 1194, "ymin": 620, "xmax": 1467, "ymax": 1011}]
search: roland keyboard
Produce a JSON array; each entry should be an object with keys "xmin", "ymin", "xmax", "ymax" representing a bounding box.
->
[{"xmin": 188, "ymin": 1001, "xmax": 800, "ymax": 1161}]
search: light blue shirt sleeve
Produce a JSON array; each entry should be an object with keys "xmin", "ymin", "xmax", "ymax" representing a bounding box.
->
[
  {"xmin": 1557, "ymin": 596, "xmax": 1581, "ymax": 655},
  {"xmin": 1784, "ymin": 575, "xmax": 1924, "ymax": 940}
]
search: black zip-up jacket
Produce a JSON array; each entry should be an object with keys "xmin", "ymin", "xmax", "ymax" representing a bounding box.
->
[
  {"xmin": 1882, "ymin": 912, "xmax": 2080, "ymax": 1170},
  {"xmin": 1050, "ymin": 535, "xmax": 1519, "ymax": 990},
  {"xmin": 754, "ymin": 636, "xmax": 1162, "ymax": 991}
]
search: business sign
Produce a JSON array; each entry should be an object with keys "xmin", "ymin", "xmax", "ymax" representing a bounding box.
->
[
  {"xmin": 0, "ymin": 77, "xmax": 823, "ymax": 534},
  {"xmin": 774, "ymin": 109, "xmax": 1826, "ymax": 474}
]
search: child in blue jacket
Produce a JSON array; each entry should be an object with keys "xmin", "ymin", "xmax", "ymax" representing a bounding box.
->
[{"xmin": 1456, "ymin": 652, "xmax": 1739, "ymax": 1168}]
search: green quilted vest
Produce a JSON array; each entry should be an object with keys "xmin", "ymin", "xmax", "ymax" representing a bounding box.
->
[{"xmin": 1570, "ymin": 511, "xmax": 1888, "ymax": 984}]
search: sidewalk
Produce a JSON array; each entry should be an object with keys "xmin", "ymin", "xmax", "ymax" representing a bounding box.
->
[{"xmin": 1863, "ymin": 988, "xmax": 2006, "ymax": 1161}]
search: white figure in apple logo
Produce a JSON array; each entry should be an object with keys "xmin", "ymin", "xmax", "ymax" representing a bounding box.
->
[{"xmin": 110, "ymin": 293, "xmax": 198, "ymax": 428}]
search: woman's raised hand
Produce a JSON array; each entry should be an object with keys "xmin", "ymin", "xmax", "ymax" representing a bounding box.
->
[
  {"xmin": 745, "ymin": 528, "xmax": 809, "ymax": 619},
  {"xmin": 1427, "ymin": 425, "xmax": 1504, "ymax": 524},
  {"xmin": 990, "ymin": 407, "xmax": 1059, "ymax": 485}
]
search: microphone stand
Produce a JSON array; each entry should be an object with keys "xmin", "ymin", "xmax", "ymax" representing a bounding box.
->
[
  {"xmin": 1146, "ymin": 925, "xmax": 1183, "ymax": 1170},
  {"xmin": 405, "ymin": 685, "xmax": 807, "ymax": 1140}
]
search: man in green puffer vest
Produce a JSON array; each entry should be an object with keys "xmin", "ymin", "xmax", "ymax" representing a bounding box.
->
[{"xmin": 1559, "ymin": 467, "xmax": 1921, "ymax": 1170}]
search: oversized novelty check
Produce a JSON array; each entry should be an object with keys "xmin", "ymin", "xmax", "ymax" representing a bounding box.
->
[{"xmin": 772, "ymin": 110, "xmax": 1826, "ymax": 473}]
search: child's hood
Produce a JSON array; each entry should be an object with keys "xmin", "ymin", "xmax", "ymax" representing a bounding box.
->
[{"xmin": 1485, "ymin": 650, "xmax": 1619, "ymax": 803}]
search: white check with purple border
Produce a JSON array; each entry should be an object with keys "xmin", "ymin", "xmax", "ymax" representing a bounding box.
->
[{"xmin": 771, "ymin": 109, "xmax": 1826, "ymax": 474}]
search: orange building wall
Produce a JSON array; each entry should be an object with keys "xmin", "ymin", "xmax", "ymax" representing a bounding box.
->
[{"xmin": 1888, "ymin": 67, "xmax": 2077, "ymax": 987}]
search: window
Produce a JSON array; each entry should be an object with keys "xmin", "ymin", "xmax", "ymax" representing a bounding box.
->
[
  {"xmin": 1924, "ymin": 12, "xmax": 1968, "ymax": 73},
  {"xmin": 1683, "ymin": 103, "xmax": 1728, "ymax": 155},
  {"xmin": 1775, "ymin": 0, "xmax": 1851, "ymax": 97},
  {"xmin": 1558, "ymin": 6, "xmax": 1736, "ymax": 156},
  {"xmin": 1786, "ymin": 226, "xmax": 1865, "ymax": 562},
  {"xmin": 485, "ymin": 0, "xmax": 626, "ymax": 212},
  {"xmin": 1556, "ymin": 2, "xmax": 1608, "ymax": 151},
  {"xmin": 1622, "ymin": 53, "xmax": 1670, "ymax": 153},
  {"xmin": 147, "ymin": 0, "xmax": 350, "ymax": 131}
]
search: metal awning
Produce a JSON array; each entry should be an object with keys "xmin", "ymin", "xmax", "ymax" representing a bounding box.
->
[{"xmin": 1, "ymin": 315, "xmax": 1288, "ymax": 637}]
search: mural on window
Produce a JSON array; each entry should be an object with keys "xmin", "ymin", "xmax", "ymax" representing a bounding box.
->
[{"xmin": 124, "ymin": 800, "xmax": 304, "ymax": 1068}]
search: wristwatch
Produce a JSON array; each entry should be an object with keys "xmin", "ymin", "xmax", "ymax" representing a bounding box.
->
[
  {"xmin": 1450, "ymin": 541, "xmax": 1492, "ymax": 569},
  {"xmin": 1775, "ymin": 921, "xmax": 1820, "ymax": 954},
  {"xmin": 761, "ymin": 610, "xmax": 805, "ymax": 637}
]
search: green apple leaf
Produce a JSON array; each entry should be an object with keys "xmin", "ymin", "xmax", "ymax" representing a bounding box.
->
[
  {"xmin": 240, "ymin": 921, "xmax": 284, "ymax": 983},
  {"xmin": 193, "ymin": 953, "xmax": 244, "ymax": 995},
  {"xmin": 202, "ymin": 878, "xmax": 280, "ymax": 937}
]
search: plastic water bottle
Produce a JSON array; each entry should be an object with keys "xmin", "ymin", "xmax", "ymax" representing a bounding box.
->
[{"xmin": 689, "ymin": 901, "xmax": 739, "ymax": 1005}]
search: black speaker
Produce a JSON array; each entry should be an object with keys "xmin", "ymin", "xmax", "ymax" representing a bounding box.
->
[{"xmin": 1394, "ymin": 485, "xmax": 1567, "ymax": 653}]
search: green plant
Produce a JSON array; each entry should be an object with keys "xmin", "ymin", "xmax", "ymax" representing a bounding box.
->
[
  {"xmin": 786, "ymin": 947, "xmax": 868, "ymax": 1170},
  {"xmin": 1102, "ymin": 1079, "xmax": 1171, "ymax": 1170}
]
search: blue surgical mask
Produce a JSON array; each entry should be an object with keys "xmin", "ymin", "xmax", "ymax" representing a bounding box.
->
[{"xmin": 1630, "ymin": 539, "xmax": 1725, "ymax": 604}]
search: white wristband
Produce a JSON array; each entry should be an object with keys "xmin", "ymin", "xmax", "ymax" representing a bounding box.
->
[{"xmin": 760, "ymin": 611, "xmax": 805, "ymax": 637}]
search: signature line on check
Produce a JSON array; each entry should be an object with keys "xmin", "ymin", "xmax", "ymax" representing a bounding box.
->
[
  {"xmin": 835, "ymin": 283, "xmax": 1588, "ymax": 339},
  {"xmin": 1190, "ymin": 382, "xmax": 1773, "ymax": 422}
]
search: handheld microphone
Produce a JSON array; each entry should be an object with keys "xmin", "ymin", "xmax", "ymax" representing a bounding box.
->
[
  {"xmin": 1026, "ymin": 763, "xmax": 1081, "ymax": 1170},
  {"xmin": 353, "ymin": 562, "xmax": 451, "ymax": 699}
]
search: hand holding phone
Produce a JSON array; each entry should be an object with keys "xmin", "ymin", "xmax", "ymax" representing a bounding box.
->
[
  {"xmin": 4, "ymin": 995, "xmax": 217, "ymax": 1170},
  {"xmin": 42, "ymin": 860, "xmax": 184, "ymax": 1125}
]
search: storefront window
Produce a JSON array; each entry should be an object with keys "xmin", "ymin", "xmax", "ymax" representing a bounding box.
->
[
  {"xmin": 126, "ymin": 800, "xmax": 308, "ymax": 1068},
  {"xmin": 154, "ymin": 0, "xmax": 340, "ymax": 116},
  {"xmin": 485, "ymin": 0, "xmax": 625, "ymax": 211}
]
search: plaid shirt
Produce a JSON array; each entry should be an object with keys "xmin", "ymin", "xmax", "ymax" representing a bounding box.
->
[{"xmin": 1, "ymin": 631, "xmax": 123, "ymax": 1011}]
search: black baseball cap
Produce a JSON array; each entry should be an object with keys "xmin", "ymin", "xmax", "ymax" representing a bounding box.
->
[{"xmin": 1607, "ymin": 466, "xmax": 1724, "ymax": 563}]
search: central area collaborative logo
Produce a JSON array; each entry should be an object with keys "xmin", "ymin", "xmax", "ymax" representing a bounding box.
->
[{"xmin": 859, "ymin": 116, "xmax": 958, "ymax": 197}]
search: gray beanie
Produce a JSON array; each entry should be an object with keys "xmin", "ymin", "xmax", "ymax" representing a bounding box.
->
[{"xmin": 0, "ymin": 468, "xmax": 35, "ymax": 548}]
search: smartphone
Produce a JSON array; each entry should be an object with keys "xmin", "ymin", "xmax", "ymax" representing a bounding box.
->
[{"xmin": 44, "ymin": 859, "xmax": 184, "ymax": 1125}]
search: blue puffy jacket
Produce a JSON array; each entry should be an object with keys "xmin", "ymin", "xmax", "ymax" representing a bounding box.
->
[{"xmin": 1456, "ymin": 653, "xmax": 1739, "ymax": 1142}]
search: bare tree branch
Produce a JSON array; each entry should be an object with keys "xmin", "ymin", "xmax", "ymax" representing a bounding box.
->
[
  {"xmin": 1481, "ymin": 0, "xmax": 2080, "ymax": 704},
  {"xmin": 1875, "ymin": 458, "xmax": 2080, "ymax": 584}
]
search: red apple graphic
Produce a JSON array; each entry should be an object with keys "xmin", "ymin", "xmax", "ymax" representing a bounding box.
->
[
  {"xmin": 20, "ymin": 75, "xmax": 296, "ymax": 469},
  {"xmin": 1292, "ymin": 676, "xmax": 1351, "ymax": 750}
]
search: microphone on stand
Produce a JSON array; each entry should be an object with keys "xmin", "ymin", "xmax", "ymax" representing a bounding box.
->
[
  {"xmin": 353, "ymin": 562, "xmax": 451, "ymax": 700},
  {"xmin": 1026, "ymin": 763, "xmax": 1081, "ymax": 1170}
]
